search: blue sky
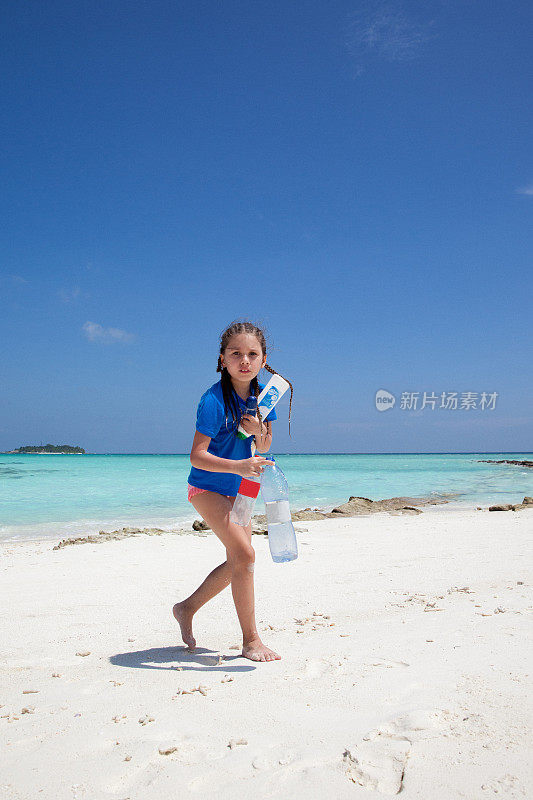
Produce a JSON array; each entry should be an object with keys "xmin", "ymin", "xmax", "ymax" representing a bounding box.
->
[{"xmin": 1, "ymin": 1, "xmax": 532, "ymax": 454}]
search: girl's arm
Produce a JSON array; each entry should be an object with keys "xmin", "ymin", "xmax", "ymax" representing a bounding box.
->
[{"xmin": 190, "ymin": 431, "xmax": 272, "ymax": 476}]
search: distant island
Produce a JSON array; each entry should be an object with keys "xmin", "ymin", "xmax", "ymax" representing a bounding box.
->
[{"xmin": 3, "ymin": 444, "xmax": 86, "ymax": 454}]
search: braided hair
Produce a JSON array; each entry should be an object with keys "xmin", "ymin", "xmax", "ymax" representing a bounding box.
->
[{"xmin": 215, "ymin": 320, "xmax": 294, "ymax": 436}]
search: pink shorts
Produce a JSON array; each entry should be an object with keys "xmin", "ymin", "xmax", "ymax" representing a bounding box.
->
[{"xmin": 187, "ymin": 483, "xmax": 232, "ymax": 503}]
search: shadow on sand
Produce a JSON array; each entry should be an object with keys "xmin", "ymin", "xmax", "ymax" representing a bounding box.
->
[{"xmin": 110, "ymin": 645, "xmax": 255, "ymax": 673}]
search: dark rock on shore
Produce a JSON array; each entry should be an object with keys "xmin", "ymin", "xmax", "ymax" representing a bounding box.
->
[
  {"xmin": 248, "ymin": 494, "xmax": 448, "ymax": 533},
  {"xmin": 52, "ymin": 525, "xmax": 194, "ymax": 549},
  {"xmin": 190, "ymin": 494, "xmax": 451, "ymax": 534},
  {"xmin": 52, "ymin": 494, "xmax": 452, "ymax": 548},
  {"xmin": 327, "ymin": 495, "xmax": 444, "ymax": 516},
  {"xmin": 192, "ymin": 519, "xmax": 210, "ymax": 531},
  {"xmin": 480, "ymin": 459, "xmax": 533, "ymax": 468},
  {"xmin": 179, "ymin": 495, "xmax": 449, "ymax": 537},
  {"xmin": 488, "ymin": 496, "xmax": 533, "ymax": 512}
]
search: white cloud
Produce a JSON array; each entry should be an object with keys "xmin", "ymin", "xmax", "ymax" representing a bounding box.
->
[
  {"xmin": 82, "ymin": 321, "xmax": 135, "ymax": 344},
  {"xmin": 58, "ymin": 286, "xmax": 82, "ymax": 303},
  {"xmin": 516, "ymin": 184, "xmax": 533, "ymax": 196},
  {"xmin": 346, "ymin": 2, "xmax": 434, "ymax": 72},
  {"xmin": 1, "ymin": 273, "xmax": 28, "ymax": 285}
]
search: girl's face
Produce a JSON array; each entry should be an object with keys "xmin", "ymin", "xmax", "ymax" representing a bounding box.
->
[{"xmin": 221, "ymin": 333, "xmax": 266, "ymax": 382}]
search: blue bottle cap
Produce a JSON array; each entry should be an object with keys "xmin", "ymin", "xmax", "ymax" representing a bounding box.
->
[{"xmin": 245, "ymin": 395, "xmax": 258, "ymax": 414}]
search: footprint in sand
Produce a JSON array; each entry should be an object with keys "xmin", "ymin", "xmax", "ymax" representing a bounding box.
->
[
  {"xmin": 100, "ymin": 753, "xmax": 163, "ymax": 794},
  {"xmin": 301, "ymin": 656, "xmax": 349, "ymax": 679},
  {"xmin": 343, "ymin": 708, "xmax": 443, "ymax": 794},
  {"xmin": 344, "ymin": 738, "xmax": 411, "ymax": 795},
  {"xmin": 102, "ymin": 736, "xmax": 227, "ymax": 794},
  {"xmin": 303, "ymin": 659, "xmax": 332, "ymax": 679}
]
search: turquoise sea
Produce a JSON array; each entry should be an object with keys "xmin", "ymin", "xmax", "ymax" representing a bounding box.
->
[{"xmin": 1, "ymin": 452, "xmax": 532, "ymax": 543}]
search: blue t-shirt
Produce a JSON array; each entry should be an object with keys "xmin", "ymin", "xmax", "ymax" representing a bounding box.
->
[{"xmin": 188, "ymin": 379, "xmax": 277, "ymax": 497}]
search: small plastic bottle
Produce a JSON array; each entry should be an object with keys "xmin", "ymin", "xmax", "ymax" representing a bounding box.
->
[
  {"xmin": 236, "ymin": 395, "xmax": 258, "ymax": 440},
  {"xmin": 230, "ymin": 396, "xmax": 260, "ymax": 526},
  {"xmin": 260, "ymin": 455, "xmax": 298, "ymax": 563},
  {"xmin": 236, "ymin": 374, "xmax": 289, "ymax": 439}
]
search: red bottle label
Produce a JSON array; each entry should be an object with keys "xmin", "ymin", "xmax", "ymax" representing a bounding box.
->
[{"xmin": 238, "ymin": 478, "xmax": 260, "ymax": 498}]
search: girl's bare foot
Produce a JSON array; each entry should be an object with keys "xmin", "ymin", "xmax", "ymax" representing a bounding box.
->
[
  {"xmin": 242, "ymin": 637, "xmax": 281, "ymax": 662},
  {"xmin": 172, "ymin": 602, "xmax": 196, "ymax": 650}
]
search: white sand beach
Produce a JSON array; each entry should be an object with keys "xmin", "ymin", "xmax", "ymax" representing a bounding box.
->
[{"xmin": 1, "ymin": 506, "xmax": 531, "ymax": 799}]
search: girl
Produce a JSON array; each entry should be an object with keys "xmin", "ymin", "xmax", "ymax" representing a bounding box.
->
[{"xmin": 173, "ymin": 321, "xmax": 293, "ymax": 663}]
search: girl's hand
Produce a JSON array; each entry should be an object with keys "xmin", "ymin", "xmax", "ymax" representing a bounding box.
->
[
  {"xmin": 237, "ymin": 456, "xmax": 274, "ymax": 478},
  {"xmin": 240, "ymin": 414, "xmax": 264, "ymax": 437}
]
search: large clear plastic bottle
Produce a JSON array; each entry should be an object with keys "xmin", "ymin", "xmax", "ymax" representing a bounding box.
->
[{"xmin": 260, "ymin": 455, "xmax": 298, "ymax": 563}]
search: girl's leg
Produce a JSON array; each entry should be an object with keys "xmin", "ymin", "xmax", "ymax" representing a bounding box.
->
[
  {"xmin": 173, "ymin": 497, "xmax": 240, "ymax": 648},
  {"xmin": 173, "ymin": 561, "xmax": 232, "ymax": 649},
  {"xmin": 176, "ymin": 490, "xmax": 280, "ymax": 662}
]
